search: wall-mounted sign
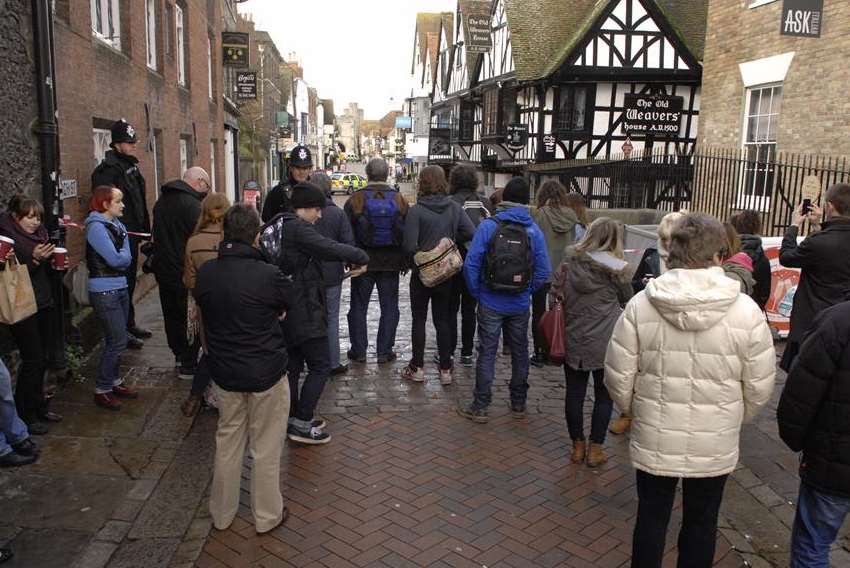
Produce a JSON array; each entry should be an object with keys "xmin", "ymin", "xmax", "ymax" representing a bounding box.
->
[
  {"xmin": 540, "ymin": 134, "xmax": 557, "ymax": 160},
  {"xmin": 236, "ymin": 71, "xmax": 257, "ymax": 100},
  {"xmin": 222, "ymin": 32, "xmax": 249, "ymax": 67},
  {"xmin": 506, "ymin": 123, "xmax": 529, "ymax": 151},
  {"xmin": 622, "ymin": 94, "xmax": 684, "ymax": 137},
  {"xmin": 59, "ymin": 179, "xmax": 78, "ymax": 200},
  {"xmin": 464, "ymin": 0, "xmax": 493, "ymax": 54},
  {"xmin": 428, "ymin": 128, "xmax": 452, "ymax": 159},
  {"xmin": 781, "ymin": 0, "xmax": 823, "ymax": 38}
]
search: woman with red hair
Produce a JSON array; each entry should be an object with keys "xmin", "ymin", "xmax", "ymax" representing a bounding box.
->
[{"xmin": 86, "ymin": 186, "xmax": 137, "ymax": 410}]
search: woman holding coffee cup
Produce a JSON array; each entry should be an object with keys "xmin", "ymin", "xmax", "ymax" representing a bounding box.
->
[{"xmin": 0, "ymin": 194, "xmax": 68, "ymax": 434}]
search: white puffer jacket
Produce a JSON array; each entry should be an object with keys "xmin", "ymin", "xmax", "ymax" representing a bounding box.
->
[{"xmin": 604, "ymin": 267, "xmax": 776, "ymax": 478}]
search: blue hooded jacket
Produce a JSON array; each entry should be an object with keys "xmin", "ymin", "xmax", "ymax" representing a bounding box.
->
[
  {"xmin": 463, "ymin": 206, "xmax": 551, "ymax": 315},
  {"xmin": 85, "ymin": 211, "xmax": 132, "ymax": 293}
]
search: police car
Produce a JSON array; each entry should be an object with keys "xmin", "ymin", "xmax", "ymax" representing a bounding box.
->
[{"xmin": 330, "ymin": 173, "xmax": 367, "ymax": 195}]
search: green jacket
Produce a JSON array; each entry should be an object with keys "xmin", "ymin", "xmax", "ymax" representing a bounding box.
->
[{"xmin": 533, "ymin": 206, "xmax": 579, "ymax": 276}]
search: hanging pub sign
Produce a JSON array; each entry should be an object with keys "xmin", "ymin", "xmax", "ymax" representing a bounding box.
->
[
  {"xmin": 236, "ymin": 71, "xmax": 257, "ymax": 100},
  {"xmin": 781, "ymin": 0, "xmax": 823, "ymax": 38},
  {"xmin": 428, "ymin": 128, "xmax": 452, "ymax": 160},
  {"xmin": 506, "ymin": 123, "xmax": 529, "ymax": 151},
  {"xmin": 622, "ymin": 94, "xmax": 684, "ymax": 137},
  {"xmin": 539, "ymin": 133, "xmax": 557, "ymax": 160},
  {"xmin": 222, "ymin": 32, "xmax": 250, "ymax": 67},
  {"xmin": 464, "ymin": 0, "xmax": 493, "ymax": 54}
]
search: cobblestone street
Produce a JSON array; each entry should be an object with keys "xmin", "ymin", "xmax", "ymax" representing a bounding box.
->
[{"xmin": 2, "ymin": 282, "xmax": 847, "ymax": 567}]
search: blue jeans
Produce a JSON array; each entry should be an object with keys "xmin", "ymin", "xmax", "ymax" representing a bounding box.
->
[
  {"xmin": 326, "ymin": 285, "xmax": 342, "ymax": 369},
  {"xmin": 90, "ymin": 289, "xmax": 129, "ymax": 394},
  {"xmin": 473, "ymin": 304, "xmax": 530, "ymax": 409},
  {"xmin": 0, "ymin": 358, "xmax": 29, "ymax": 456},
  {"xmin": 347, "ymin": 271, "xmax": 400, "ymax": 359},
  {"xmin": 790, "ymin": 482, "xmax": 850, "ymax": 567}
]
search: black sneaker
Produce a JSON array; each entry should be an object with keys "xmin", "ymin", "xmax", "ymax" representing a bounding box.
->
[
  {"xmin": 126, "ymin": 335, "xmax": 144, "ymax": 350},
  {"xmin": 25, "ymin": 422, "xmax": 49, "ymax": 436},
  {"xmin": 10, "ymin": 438, "xmax": 39, "ymax": 457},
  {"xmin": 457, "ymin": 402, "xmax": 489, "ymax": 424},
  {"xmin": 346, "ymin": 350, "xmax": 366, "ymax": 364},
  {"xmin": 510, "ymin": 403, "xmax": 527, "ymax": 419},
  {"xmin": 331, "ymin": 365, "xmax": 348, "ymax": 376},
  {"xmin": 311, "ymin": 417, "xmax": 327, "ymax": 430},
  {"xmin": 530, "ymin": 354, "xmax": 546, "ymax": 368},
  {"xmin": 377, "ymin": 351, "xmax": 397, "ymax": 364},
  {"xmin": 177, "ymin": 365, "xmax": 196, "ymax": 380},
  {"xmin": 459, "ymin": 354, "xmax": 474, "ymax": 367},
  {"xmin": 128, "ymin": 325, "xmax": 153, "ymax": 339},
  {"xmin": 0, "ymin": 451, "xmax": 37, "ymax": 468},
  {"xmin": 287, "ymin": 425, "xmax": 331, "ymax": 445}
]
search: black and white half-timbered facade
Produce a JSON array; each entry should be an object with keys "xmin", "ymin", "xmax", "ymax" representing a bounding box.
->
[{"xmin": 426, "ymin": 0, "xmax": 708, "ymax": 196}]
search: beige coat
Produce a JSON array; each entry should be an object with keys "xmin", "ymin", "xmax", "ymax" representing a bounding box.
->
[
  {"xmin": 604, "ymin": 267, "xmax": 776, "ymax": 478},
  {"xmin": 183, "ymin": 224, "xmax": 224, "ymax": 290}
]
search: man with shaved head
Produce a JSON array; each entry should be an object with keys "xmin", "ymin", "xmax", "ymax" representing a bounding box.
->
[{"xmin": 152, "ymin": 167, "xmax": 212, "ymax": 379}]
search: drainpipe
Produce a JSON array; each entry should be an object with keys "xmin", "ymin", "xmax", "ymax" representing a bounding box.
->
[{"xmin": 31, "ymin": 0, "xmax": 67, "ymax": 369}]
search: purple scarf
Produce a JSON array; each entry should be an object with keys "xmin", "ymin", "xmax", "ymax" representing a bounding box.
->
[{"xmin": 0, "ymin": 212, "xmax": 49, "ymax": 261}]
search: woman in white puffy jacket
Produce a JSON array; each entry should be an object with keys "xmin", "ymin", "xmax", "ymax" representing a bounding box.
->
[{"xmin": 604, "ymin": 213, "xmax": 776, "ymax": 568}]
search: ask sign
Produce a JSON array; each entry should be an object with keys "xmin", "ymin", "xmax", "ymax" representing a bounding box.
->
[{"xmin": 781, "ymin": 0, "xmax": 823, "ymax": 38}]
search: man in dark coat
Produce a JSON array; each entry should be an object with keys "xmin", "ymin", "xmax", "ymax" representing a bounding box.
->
[
  {"xmin": 259, "ymin": 182, "xmax": 369, "ymax": 445},
  {"xmin": 343, "ymin": 158, "xmax": 410, "ymax": 364},
  {"xmin": 194, "ymin": 204, "xmax": 291, "ymax": 534},
  {"xmin": 152, "ymin": 167, "xmax": 211, "ymax": 378},
  {"xmin": 778, "ymin": 297, "xmax": 850, "ymax": 566},
  {"xmin": 91, "ymin": 119, "xmax": 151, "ymax": 345},
  {"xmin": 779, "ymin": 183, "xmax": 850, "ymax": 371},
  {"xmin": 261, "ymin": 145, "xmax": 312, "ymax": 223}
]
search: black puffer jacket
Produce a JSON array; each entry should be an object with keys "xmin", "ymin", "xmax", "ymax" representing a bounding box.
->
[
  {"xmin": 778, "ymin": 299, "xmax": 850, "ymax": 497},
  {"xmin": 261, "ymin": 178, "xmax": 294, "ymax": 223},
  {"xmin": 194, "ymin": 242, "xmax": 291, "ymax": 393},
  {"xmin": 780, "ymin": 217, "xmax": 850, "ymax": 344},
  {"xmin": 740, "ymin": 234, "xmax": 771, "ymax": 310},
  {"xmin": 260, "ymin": 213, "xmax": 369, "ymax": 346},
  {"xmin": 91, "ymin": 150, "xmax": 150, "ymax": 233},
  {"xmin": 151, "ymin": 180, "xmax": 204, "ymax": 286}
]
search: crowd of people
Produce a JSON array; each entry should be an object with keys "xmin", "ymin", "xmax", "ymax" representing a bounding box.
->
[{"xmin": 2, "ymin": 117, "xmax": 850, "ymax": 567}]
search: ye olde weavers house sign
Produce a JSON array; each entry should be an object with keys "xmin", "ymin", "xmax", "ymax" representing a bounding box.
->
[{"xmin": 622, "ymin": 94, "xmax": 684, "ymax": 137}]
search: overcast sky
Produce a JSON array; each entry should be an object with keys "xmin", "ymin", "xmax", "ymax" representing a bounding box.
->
[{"xmin": 237, "ymin": 0, "xmax": 457, "ymax": 120}]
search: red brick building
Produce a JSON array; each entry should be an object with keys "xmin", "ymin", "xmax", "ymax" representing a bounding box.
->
[{"xmin": 53, "ymin": 0, "xmax": 230, "ymax": 267}]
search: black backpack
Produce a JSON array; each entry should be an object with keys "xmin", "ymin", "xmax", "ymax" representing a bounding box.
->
[{"xmin": 484, "ymin": 220, "xmax": 533, "ymax": 293}]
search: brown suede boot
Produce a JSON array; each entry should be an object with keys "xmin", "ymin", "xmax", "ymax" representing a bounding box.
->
[
  {"xmin": 570, "ymin": 440, "xmax": 586, "ymax": 464},
  {"xmin": 586, "ymin": 443, "xmax": 608, "ymax": 468},
  {"xmin": 609, "ymin": 414, "xmax": 632, "ymax": 435}
]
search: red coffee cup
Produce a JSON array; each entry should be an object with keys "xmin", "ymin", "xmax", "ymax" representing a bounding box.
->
[
  {"xmin": 52, "ymin": 247, "xmax": 68, "ymax": 270},
  {"xmin": 0, "ymin": 236, "xmax": 14, "ymax": 259}
]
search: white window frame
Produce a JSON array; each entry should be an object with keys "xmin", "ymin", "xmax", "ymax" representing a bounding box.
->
[
  {"xmin": 179, "ymin": 139, "xmax": 189, "ymax": 176},
  {"xmin": 93, "ymin": 128, "xmax": 112, "ymax": 168},
  {"xmin": 90, "ymin": 0, "xmax": 121, "ymax": 50},
  {"xmin": 738, "ymin": 83, "xmax": 783, "ymax": 212},
  {"xmin": 210, "ymin": 142, "xmax": 217, "ymax": 192},
  {"xmin": 175, "ymin": 5, "xmax": 186, "ymax": 86},
  {"xmin": 151, "ymin": 134, "xmax": 160, "ymax": 199},
  {"xmin": 145, "ymin": 0, "xmax": 157, "ymax": 70},
  {"xmin": 207, "ymin": 35, "xmax": 213, "ymax": 100}
]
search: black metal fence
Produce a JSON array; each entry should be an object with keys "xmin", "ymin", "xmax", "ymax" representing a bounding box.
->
[{"xmin": 549, "ymin": 148, "xmax": 850, "ymax": 236}]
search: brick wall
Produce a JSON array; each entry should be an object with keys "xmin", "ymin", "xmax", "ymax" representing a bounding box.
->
[
  {"xmin": 54, "ymin": 0, "xmax": 226, "ymax": 268},
  {"xmin": 700, "ymin": 1, "xmax": 850, "ymax": 156}
]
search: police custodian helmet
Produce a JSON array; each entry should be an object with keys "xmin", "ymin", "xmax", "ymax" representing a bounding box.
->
[{"xmin": 289, "ymin": 145, "xmax": 312, "ymax": 167}]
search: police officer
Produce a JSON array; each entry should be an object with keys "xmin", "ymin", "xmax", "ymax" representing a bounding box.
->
[
  {"xmin": 261, "ymin": 145, "xmax": 313, "ymax": 223},
  {"xmin": 91, "ymin": 119, "xmax": 151, "ymax": 348}
]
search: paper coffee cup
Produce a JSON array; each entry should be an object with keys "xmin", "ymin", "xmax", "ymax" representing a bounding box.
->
[
  {"xmin": 0, "ymin": 236, "xmax": 14, "ymax": 258},
  {"xmin": 52, "ymin": 247, "xmax": 68, "ymax": 270}
]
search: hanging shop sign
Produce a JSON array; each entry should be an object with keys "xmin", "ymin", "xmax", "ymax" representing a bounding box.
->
[
  {"xmin": 428, "ymin": 128, "xmax": 452, "ymax": 160},
  {"xmin": 222, "ymin": 32, "xmax": 250, "ymax": 67},
  {"xmin": 781, "ymin": 0, "xmax": 823, "ymax": 38},
  {"xmin": 622, "ymin": 94, "xmax": 684, "ymax": 137},
  {"xmin": 236, "ymin": 71, "xmax": 257, "ymax": 100},
  {"xmin": 506, "ymin": 123, "xmax": 529, "ymax": 151},
  {"xmin": 464, "ymin": 0, "xmax": 493, "ymax": 54}
]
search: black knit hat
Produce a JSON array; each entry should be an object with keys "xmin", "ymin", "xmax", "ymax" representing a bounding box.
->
[
  {"xmin": 110, "ymin": 119, "xmax": 138, "ymax": 146},
  {"xmin": 290, "ymin": 182, "xmax": 326, "ymax": 210},
  {"xmin": 289, "ymin": 145, "xmax": 313, "ymax": 167},
  {"xmin": 503, "ymin": 177, "xmax": 530, "ymax": 204}
]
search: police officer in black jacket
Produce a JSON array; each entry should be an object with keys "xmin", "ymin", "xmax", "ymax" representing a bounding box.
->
[
  {"xmin": 259, "ymin": 182, "xmax": 369, "ymax": 445},
  {"xmin": 91, "ymin": 119, "xmax": 152, "ymax": 347},
  {"xmin": 261, "ymin": 145, "xmax": 313, "ymax": 223},
  {"xmin": 778, "ymin": 297, "xmax": 850, "ymax": 566}
]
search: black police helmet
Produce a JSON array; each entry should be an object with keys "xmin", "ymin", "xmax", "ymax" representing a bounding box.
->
[
  {"xmin": 110, "ymin": 119, "xmax": 138, "ymax": 146},
  {"xmin": 289, "ymin": 145, "xmax": 313, "ymax": 168}
]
